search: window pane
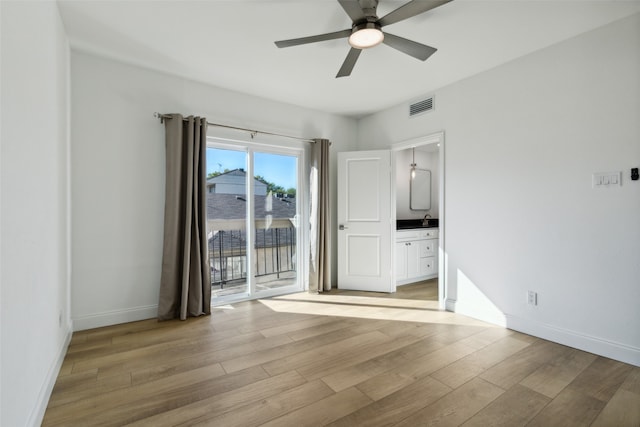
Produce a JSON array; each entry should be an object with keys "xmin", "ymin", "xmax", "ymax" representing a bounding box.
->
[
  {"xmin": 253, "ymin": 152, "xmax": 298, "ymax": 292},
  {"xmin": 206, "ymin": 147, "xmax": 249, "ymax": 299}
]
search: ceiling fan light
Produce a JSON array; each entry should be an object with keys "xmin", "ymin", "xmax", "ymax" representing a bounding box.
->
[{"xmin": 349, "ymin": 27, "xmax": 384, "ymax": 49}]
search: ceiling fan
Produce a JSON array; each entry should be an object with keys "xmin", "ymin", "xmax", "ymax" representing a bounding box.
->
[{"xmin": 274, "ymin": 0, "xmax": 452, "ymax": 78}]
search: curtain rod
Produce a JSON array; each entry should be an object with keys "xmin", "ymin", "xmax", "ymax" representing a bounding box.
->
[{"xmin": 154, "ymin": 112, "xmax": 316, "ymax": 144}]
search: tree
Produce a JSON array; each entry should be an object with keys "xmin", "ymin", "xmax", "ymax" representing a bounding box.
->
[{"xmin": 255, "ymin": 175, "xmax": 287, "ymax": 195}]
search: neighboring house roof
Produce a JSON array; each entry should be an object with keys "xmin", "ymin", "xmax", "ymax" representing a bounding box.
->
[
  {"xmin": 207, "ymin": 192, "xmax": 297, "ymax": 252},
  {"xmin": 206, "ymin": 168, "xmax": 268, "ymax": 196},
  {"xmin": 207, "ymin": 193, "xmax": 296, "ymax": 220}
]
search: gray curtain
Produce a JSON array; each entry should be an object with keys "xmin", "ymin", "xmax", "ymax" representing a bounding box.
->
[
  {"xmin": 158, "ymin": 114, "xmax": 211, "ymax": 320},
  {"xmin": 309, "ymin": 138, "xmax": 331, "ymax": 292}
]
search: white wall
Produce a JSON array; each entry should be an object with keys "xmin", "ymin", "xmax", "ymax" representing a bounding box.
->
[
  {"xmin": 70, "ymin": 52, "xmax": 357, "ymax": 329},
  {"xmin": 358, "ymin": 13, "xmax": 640, "ymax": 366},
  {"xmin": 1, "ymin": 2, "xmax": 71, "ymax": 425},
  {"xmin": 396, "ymin": 148, "xmax": 439, "ymax": 219}
]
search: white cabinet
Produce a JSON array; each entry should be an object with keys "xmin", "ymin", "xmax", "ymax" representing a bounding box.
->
[
  {"xmin": 396, "ymin": 229, "xmax": 438, "ymax": 285},
  {"xmin": 395, "ymin": 241, "xmax": 409, "ymax": 281}
]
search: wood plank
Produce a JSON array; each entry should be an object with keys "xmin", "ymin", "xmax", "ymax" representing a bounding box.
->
[
  {"xmin": 259, "ymin": 314, "xmax": 337, "ymax": 338},
  {"xmin": 394, "ymin": 377, "xmax": 504, "ymax": 427},
  {"xmin": 430, "ymin": 325, "xmax": 490, "ymax": 345},
  {"xmin": 356, "ymin": 341, "xmax": 476, "ymax": 401},
  {"xmin": 234, "ymin": 311, "xmax": 317, "ymax": 335},
  {"xmin": 621, "ymin": 366, "xmax": 640, "ymax": 394},
  {"xmin": 590, "ymin": 388, "xmax": 640, "ymax": 427},
  {"xmin": 321, "ymin": 335, "xmax": 446, "ymax": 392},
  {"xmin": 431, "ymin": 335, "xmax": 532, "ymax": 389},
  {"xmin": 42, "ymin": 363, "xmax": 229, "ymax": 426},
  {"xmin": 377, "ymin": 320, "xmax": 443, "ymax": 339},
  {"xmin": 57, "ymin": 358, "xmax": 75, "ymax": 377},
  {"xmin": 520, "ymin": 347, "xmax": 596, "ymax": 398},
  {"xmin": 261, "ymin": 387, "xmax": 372, "ymax": 427},
  {"xmin": 79, "ymin": 317, "xmax": 193, "ymax": 344},
  {"xmin": 478, "ymin": 340, "xmax": 569, "ymax": 390},
  {"xmin": 461, "ymin": 384, "xmax": 549, "ymax": 426},
  {"xmin": 71, "ymin": 330, "xmax": 289, "ymax": 377},
  {"xmin": 47, "ymin": 370, "xmax": 131, "ymax": 409},
  {"xmin": 113, "ymin": 369, "xmax": 303, "ymax": 427},
  {"xmin": 566, "ymin": 356, "xmax": 633, "ymax": 402},
  {"xmin": 292, "ymin": 334, "xmax": 419, "ymax": 381},
  {"xmin": 327, "ymin": 375, "xmax": 451, "ymax": 427},
  {"xmin": 526, "ymin": 386, "xmax": 606, "ymax": 427},
  {"xmin": 124, "ymin": 332, "xmax": 266, "ymax": 384},
  {"xmin": 190, "ymin": 379, "xmax": 335, "ymax": 427},
  {"xmin": 222, "ymin": 327, "xmax": 389, "ymax": 374},
  {"xmin": 286, "ymin": 317, "xmax": 360, "ymax": 341},
  {"xmin": 454, "ymin": 326, "xmax": 514, "ymax": 350}
]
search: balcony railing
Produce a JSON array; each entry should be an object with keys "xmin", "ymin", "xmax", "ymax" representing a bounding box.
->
[{"xmin": 208, "ymin": 227, "xmax": 297, "ymax": 288}]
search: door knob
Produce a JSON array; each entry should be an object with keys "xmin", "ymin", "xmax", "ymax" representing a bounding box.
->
[{"xmin": 339, "ymin": 224, "xmax": 348, "ymax": 230}]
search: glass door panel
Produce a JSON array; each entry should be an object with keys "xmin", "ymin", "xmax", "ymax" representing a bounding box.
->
[
  {"xmin": 206, "ymin": 147, "xmax": 249, "ymax": 301},
  {"xmin": 206, "ymin": 141, "xmax": 303, "ymax": 304},
  {"xmin": 253, "ymin": 152, "xmax": 299, "ymax": 294}
]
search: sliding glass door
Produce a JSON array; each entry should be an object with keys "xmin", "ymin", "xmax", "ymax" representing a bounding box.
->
[
  {"xmin": 206, "ymin": 141, "xmax": 302, "ymax": 304},
  {"xmin": 253, "ymin": 151, "xmax": 298, "ymax": 294}
]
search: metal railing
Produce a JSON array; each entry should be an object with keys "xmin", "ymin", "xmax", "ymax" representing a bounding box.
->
[{"xmin": 208, "ymin": 227, "xmax": 296, "ymax": 287}]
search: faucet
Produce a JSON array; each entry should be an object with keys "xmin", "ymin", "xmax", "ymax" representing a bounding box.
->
[{"xmin": 422, "ymin": 213, "xmax": 431, "ymax": 226}]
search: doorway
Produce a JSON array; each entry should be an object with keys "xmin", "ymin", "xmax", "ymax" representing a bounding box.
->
[
  {"xmin": 205, "ymin": 140, "xmax": 305, "ymax": 305},
  {"xmin": 392, "ymin": 132, "xmax": 445, "ymax": 309}
]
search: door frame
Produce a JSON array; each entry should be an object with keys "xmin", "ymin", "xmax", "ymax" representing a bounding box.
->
[
  {"xmin": 391, "ymin": 131, "xmax": 446, "ymax": 310},
  {"xmin": 206, "ymin": 133, "xmax": 309, "ymax": 305}
]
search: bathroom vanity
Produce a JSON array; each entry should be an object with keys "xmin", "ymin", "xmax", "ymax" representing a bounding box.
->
[{"xmin": 395, "ymin": 220, "xmax": 439, "ymax": 285}]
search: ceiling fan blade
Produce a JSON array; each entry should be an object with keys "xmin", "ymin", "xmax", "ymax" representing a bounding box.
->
[
  {"xmin": 378, "ymin": 0, "xmax": 452, "ymax": 27},
  {"xmin": 336, "ymin": 48, "xmax": 362, "ymax": 78},
  {"xmin": 275, "ymin": 29, "xmax": 351, "ymax": 48},
  {"xmin": 382, "ymin": 32, "xmax": 437, "ymax": 61},
  {"xmin": 338, "ymin": 0, "xmax": 366, "ymax": 22}
]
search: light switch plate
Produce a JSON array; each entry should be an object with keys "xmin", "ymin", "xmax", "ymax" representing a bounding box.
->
[{"xmin": 593, "ymin": 172, "xmax": 621, "ymax": 188}]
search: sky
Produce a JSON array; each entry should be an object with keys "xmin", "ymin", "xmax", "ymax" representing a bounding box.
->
[{"xmin": 206, "ymin": 147, "xmax": 297, "ymax": 189}]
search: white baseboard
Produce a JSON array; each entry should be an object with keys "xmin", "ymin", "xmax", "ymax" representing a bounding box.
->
[
  {"xmin": 446, "ymin": 298, "xmax": 507, "ymax": 327},
  {"xmin": 505, "ymin": 314, "xmax": 640, "ymax": 367},
  {"xmin": 448, "ymin": 298, "xmax": 639, "ymax": 367},
  {"xmin": 73, "ymin": 304, "xmax": 158, "ymax": 331},
  {"xmin": 445, "ymin": 298, "xmax": 456, "ymax": 312},
  {"xmin": 28, "ymin": 325, "xmax": 72, "ymax": 427}
]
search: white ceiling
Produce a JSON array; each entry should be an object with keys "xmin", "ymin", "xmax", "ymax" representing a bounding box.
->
[{"xmin": 57, "ymin": 0, "xmax": 640, "ymax": 117}]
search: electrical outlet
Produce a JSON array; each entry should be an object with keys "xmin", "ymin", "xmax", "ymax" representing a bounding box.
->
[{"xmin": 527, "ymin": 291, "xmax": 538, "ymax": 306}]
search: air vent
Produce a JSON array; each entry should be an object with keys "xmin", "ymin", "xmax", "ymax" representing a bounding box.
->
[{"xmin": 409, "ymin": 96, "xmax": 434, "ymax": 117}]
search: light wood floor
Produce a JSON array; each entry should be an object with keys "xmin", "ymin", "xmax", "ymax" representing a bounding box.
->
[{"xmin": 44, "ymin": 281, "xmax": 640, "ymax": 426}]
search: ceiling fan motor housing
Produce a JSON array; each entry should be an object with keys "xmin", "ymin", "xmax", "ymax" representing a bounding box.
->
[
  {"xmin": 274, "ymin": 0, "xmax": 453, "ymax": 77},
  {"xmin": 349, "ymin": 22, "xmax": 384, "ymax": 48}
]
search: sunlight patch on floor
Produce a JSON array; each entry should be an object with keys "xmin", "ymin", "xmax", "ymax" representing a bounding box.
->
[
  {"xmin": 273, "ymin": 292, "xmax": 440, "ymax": 310},
  {"xmin": 260, "ymin": 293, "xmax": 495, "ymax": 327}
]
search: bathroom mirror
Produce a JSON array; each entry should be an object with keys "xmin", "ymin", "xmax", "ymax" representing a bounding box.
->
[{"xmin": 410, "ymin": 168, "xmax": 431, "ymax": 210}]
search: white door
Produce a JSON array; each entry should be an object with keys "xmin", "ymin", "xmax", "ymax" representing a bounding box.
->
[{"xmin": 337, "ymin": 150, "xmax": 393, "ymax": 292}]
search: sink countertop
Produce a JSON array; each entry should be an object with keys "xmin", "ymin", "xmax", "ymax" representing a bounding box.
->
[
  {"xmin": 396, "ymin": 219, "xmax": 439, "ymax": 230},
  {"xmin": 396, "ymin": 225, "xmax": 439, "ymax": 230}
]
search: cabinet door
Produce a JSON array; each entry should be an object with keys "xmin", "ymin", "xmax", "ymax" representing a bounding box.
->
[
  {"xmin": 395, "ymin": 242, "xmax": 408, "ymax": 281},
  {"xmin": 406, "ymin": 241, "xmax": 421, "ymax": 278}
]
